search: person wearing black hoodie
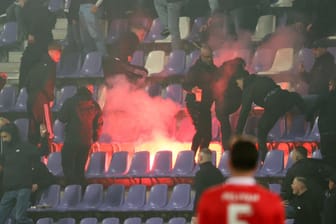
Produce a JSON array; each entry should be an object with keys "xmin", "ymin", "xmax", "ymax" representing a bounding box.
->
[
  {"xmin": 0, "ymin": 123, "xmax": 39, "ymax": 224},
  {"xmin": 59, "ymin": 86, "xmax": 103, "ymax": 185}
]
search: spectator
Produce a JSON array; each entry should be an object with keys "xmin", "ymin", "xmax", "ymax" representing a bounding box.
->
[
  {"xmin": 6, "ymin": 0, "xmax": 26, "ymax": 43},
  {"xmin": 191, "ymin": 148, "xmax": 224, "ymax": 224},
  {"xmin": 0, "ymin": 123, "xmax": 40, "ymax": 224},
  {"xmin": 322, "ymin": 174, "xmax": 336, "ymax": 224},
  {"xmin": 59, "ymin": 86, "xmax": 103, "ymax": 185},
  {"xmin": 64, "ymin": 0, "xmax": 81, "ymax": 51},
  {"xmin": 197, "ymin": 136, "xmax": 285, "ymax": 224},
  {"xmin": 26, "ymin": 41, "xmax": 61, "ymax": 146},
  {"xmin": 286, "ymin": 176, "xmax": 321, "ymax": 224}
]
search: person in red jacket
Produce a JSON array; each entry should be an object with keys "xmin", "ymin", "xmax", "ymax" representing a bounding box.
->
[{"xmin": 197, "ymin": 136, "xmax": 285, "ymax": 224}]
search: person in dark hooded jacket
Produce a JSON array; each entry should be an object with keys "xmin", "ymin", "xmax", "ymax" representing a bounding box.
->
[
  {"xmin": 0, "ymin": 123, "xmax": 40, "ymax": 224},
  {"xmin": 59, "ymin": 86, "xmax": 103, "ymax": 185}
]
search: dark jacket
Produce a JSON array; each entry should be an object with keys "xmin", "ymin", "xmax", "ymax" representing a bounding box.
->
[
  {"xmin": 302, "ymin": 52, "xmax": 335, "ymax": 95},
  {"xmin": 66, "ymin": 0, "xmax": 80, "ymax": 22},
  {"xmin": 58, "ymin": 88, "xmax": 103, "ymax": 146},
  {"xmin": 322, "ymin": 188, "xmax": 336, "ymax": 224},
  {"xmin": 0, "ymin": 123, "xmax": 40, "ymax": 191},
  {"xmin": 193, "ymin": 161, "xmax": 224, "ymax": 214}
]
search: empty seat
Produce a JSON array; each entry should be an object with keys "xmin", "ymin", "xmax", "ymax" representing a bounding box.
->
[
  {"xmin": 122, "ymin": 184, "xmax": 146, "ymax": 211},
  {"xmin": 144, "ymin": 184, "xmax": 168, "ymax": 210},
  {"xmin": 163, "ymin": 50, "xmax": 186, "ymax": 75},
  {"xmin": 168, "ymin": 217, "xmax": 187, "ymax": 224},
  {"xmin": 53, "ymin": 119, "xmax": 65, "ymax": 143},
  {"xmin": 106, "ymin": 19, "xmax": 129, "ymax": 44},
  {"xmin": 144, "ymin": 18, "xmax": 166, "ymax": 42},
  {"xmin": 0, "ymin": 22, "xmax": 18, "ymax": 47},
  {"xmin": 252, "ymin": 15, "xmax": 276, "ymax": 41},
  {"xmin": 13, "ymin": 88, "xmax": 27, "ymax": 112},
  {"xmin": 52, "ymin": 85, "xmax": 77, "ymax": 111},
  {"xmin": 80, "ymin": 218, "xmax": 98, "ymax": 224},
  {"xmin": 257, "ymin": 48, "xmax": 294, "ymax": 75},
  {"xmin": 165, "ymin": 84, "xmax": 184, "ymax": 104},
  {"xmin": 145, "ymin": 217, "xmax": 164, "ymax": 224},
  {"xmin": 54, "ymin": 185, "xmax": 82, "ymax": 211},
  {"xmin": 86, "ymin": 152, "xmax": 106, "ymax": 178},
  {"xmin": 123, "ymin": 218, "xmax": 142, "ymax": 224},
  {"xmin": 79, "ymin": 51, "xmax": 103, "ymax": 77},
  {"xmin": 297, "ymin": 48, "xmax": 315, "ymax": 72},
  {"xmin": 0, "ymin": 85, "xmax": 17, "ymax": 112},
  {"xmin": 250, "ymin": 48, "xmax": 275, "ymax": 73},
  {"xmin": 171, "ymin": 150, "xmax": 195, "ymax": 176},
  {"xmin": 13, "ymin": 118, "xmax": 29, "ymax": 141},
  {"xmin": 105, "ymin": 151, "xmax": 128, "ymax": 177},
  {"xmin": 57, "ymin": 218, "xmax": 76, "ymax": 224},
  {"xmin": 185, "ymin": 50, "xmax": 200, "ymax": 72},
  {"xmin": 130, "ymin": 50, "xmax": 145, "ymax": 67},
  {"xmin": 98, "ymin": 184, "xmax": 124, "ymax": 211},
  {"xmin": 46, "ymin": 152, "xmax": 64, "ymax": 177},
  {"xmin": 269, "ymin": 183, "xmax": 281, "ymax": 195},
  {"xmin": 149, "ymin": 150, "xmax": 172, "ymax": 177},
  {"xmin": 127, "ymin": 151, "xmax": 150, "ymax": 177},
  {"xmin": 56, "ymin": 51, "xmax": 82, "ymax": 78},
  {"xmin": 256, "ymin": 149, "xmax": 284, "ymax": 177},
  {"xmin": 76, "ymin": 184, "xmax": 104, "ymax": 211},
  {"xmin": 218, "ymin": 151, "xmax": 230, "ymax": 176},
  {"xmin": 312, "ymin": 149, "xmax": 322, "ymax": 159},
  {"xmin": 102, "ymin": 218, "xmax": 120, "ymax": 224},
  {"xmin": 165, "ymin": 184, "xmax": 191, "ymax": 211},
  {"xmin": 144, "ymin": 50, "xmax": 165, "ymax": 75},
  {"xmin": 36, "ymin": 218, "xmax": 53, "ymax": 224},
  {"xmin": 48, "ymin": 0, "xmax": 63, "ymax": 12},
  {"xmin": 271, "ymin": 0, "xmax": 293, "ymax": 7}
]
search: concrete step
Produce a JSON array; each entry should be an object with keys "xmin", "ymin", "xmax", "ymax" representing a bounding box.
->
[
  {"xmin": 8, "ymin": 51, "xmax": 23, "ymax": 63},
  {"xmin": 52, "ymin": 29, "xmax": 67, "ymax": 40},
  {"xmin": 0, "ymin": 62, "xmax": 20, "ymax": 73},
  {"xmin": 55, "ymin": 18, "xmax": 68, "ymax": 30},
  {"xmin": 7, "ymin": 72, "xmax": 19, "ymax": 82}
]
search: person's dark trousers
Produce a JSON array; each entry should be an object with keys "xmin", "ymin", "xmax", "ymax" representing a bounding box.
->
[
  {"xmin": 0, "ymin": 188, "xmax": 33, "ymax": 224},
  {"xmin": 19, "ymin": 43, "xmax": 47, "ymax": 89},
  {"xmin": 258, "ymin": 91, "xmax": 305, "ymax": 161},
  {"xmin": 320, "ymin": 133, "xmax": 336, "ymax": 170},
  {"xmin": 61, "ymin": 142, "xmax": 91, "ymax": 186}
]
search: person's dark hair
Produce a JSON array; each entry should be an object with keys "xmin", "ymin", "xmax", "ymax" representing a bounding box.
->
[
  {"xmin": 230, "ymin": 137, "xmax": 258, "ymax": 171},
  {"xmin": 48, "ymin": 41, "xmax": 62, "ymax": 51},
  {"xmin": 294, "ymin": 176, "xmax": 308, "ymax": 188},
  {"xmin": 294, "ymin": 146, "xmax": 308, "ymax": 158},
  {"xmin": 0, "ymin": 122, "xmax": 20, "ymax": 142}
]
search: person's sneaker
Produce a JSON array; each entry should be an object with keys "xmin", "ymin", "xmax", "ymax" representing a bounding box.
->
[{"xmin": 160, "ymin": 28, "xmax": 170, "ymax": 37}]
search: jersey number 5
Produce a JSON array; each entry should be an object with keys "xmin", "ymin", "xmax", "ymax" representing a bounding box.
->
[{"xmin": 228, "ymin": 203, "xmax": 252, "ymax": 224}]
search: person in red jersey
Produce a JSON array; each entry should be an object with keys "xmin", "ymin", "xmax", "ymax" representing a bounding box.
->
[{"xmin": 197, "ymin": 136, "xmax": 285, "ymax": 224}]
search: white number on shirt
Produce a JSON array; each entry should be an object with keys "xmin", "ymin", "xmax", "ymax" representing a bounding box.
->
[{"xmin": 228, "ymin": 203, "xmax": 252, "ymax": 224}]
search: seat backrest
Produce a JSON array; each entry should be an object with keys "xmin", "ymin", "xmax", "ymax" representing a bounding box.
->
[
  {"xmin": 218, "ymin": 151, "xmax": 230, "ymax": 176},
  {"xmin": 269, "ymin": 183, "xmax": 281, "ymax": 195},
  {"xmin": 127, "ymin": 151, "xmax": 150, "ymax": 176},
  {"xmin": 124, "ymin": 184, "xmax": 146, "ymax": 208},
  {"xmin": 36, "ymin": 218, "xmax": 53, "ymax": 224},
  {"xmin": 312, "ymin": 149, "xmax": 322, "ymax": 159},
  {"xmin": 130, "ymin": 50, "xmax": 145, "ymax": 67},
  {"xmin": 47, "ymin": 152, "xmax": 63, "ymax": 176},
  {"xmin": 106, "ymin": 151, "xmax": 128, "ymax": 175},
  {"xmin": 269, "ymin": 48, "xmax": 294, "ymax": 72},
  {"xmin": 80, "ymin": 218, "xmax": 98, "ymax": 224},
  {"xmin": 185, "ymin": 50, "xmax": 200, "ymax": 71},
  {"xmin": 151, "ymin": 151, "xmax": 172, "ymax": 175},
  {"xmin": 14, "ymin": 88, "xmax": 27, "ymax": 111},
  {"xmin": 327, "ymin": 47, "xmax": 336, "ymax": 63},
  {"xmin": 260, "ymin": 149, "xmax": 284, "ymax": 175},
  {"xmin": 103, "ymin": 184, "xmax": 125, "ymax": 207},
  {"xmin": 254, "ymin": 15, "xmax": 276, "ymax": 39},
  {"xmin": 81, "ymin": 184, "xmax": 104, "ymax": 207},
  {"xmin": 165, "ymin": 50, "xmax": 186, "ymax": 75},
  {"xmin": 107, "ymin": 19, "xmax": 129, "ymax": 43},
  {"xmin": 57, "ymin": 51, "xmax": 82, "ymax": 77},
  {"xmin": 144, "ymin": 18, "xmax": 165, "ymax": 42},
  {"xmin": 167, "ymin": 184, "xmax": 191, "ymax": 209},
  {"xmin": 179, "ymin": 17, "xmax": 191, "ymax": 39},
  {"xmin": 59, "ymin": 185, "xmax": 82, "ymax": 208},
  {"xmin": 147, "ymin": 184, "xmax": 168, "ymax": 209},
  {"xmin": 0, "ymin": 85, "xmax": 17, "ymax": 111},
  {"xmin": 166, "ymin": 84, "xmax": 183, "ymax": 105},
  {"xmin": 86, "ymin": 152, "xmax": 106, "ymax": 177},
  {"xmin": 57, "ymin": 218, "xmax": 76, "ymax": 224},
  {"xmin": 80, "ymin": 51, "xmax": 103, "ymax": 77},
  {"xmin": 298, "ymin": 48, "xmax": 315, "ymax": 72},
  {"xmin": 38, "ymin": 184, "xmax": 61, "ymax": 208},
  {"xmin": 172, "ymin": 150, "xmax": 195, "ymax": 175},
  {"xmin": 53, "ymin": 119, "xmax": 65, "ymax": 143},
  {"xmin": 124, "ymin": 217, "xmax": 142, "ymax": 224},
  {"xmin": 168, "ymin": 217, "xmax": 187, "ymax": 224},
  {"xmin": 48, "ymin": 0, "xmax": 63, "ymax": 12},
  {"xmin": 53, "ymin": 85, "xmax": 77, "ymax": 111},
  {"xmin": 0, "ymin": 22, "xmax": 18, "ymax": 44},
  {"xmin": 102, "ymin": 218, "xmax": 120, "ymax": 224},
  {"xmin": 13, "ymin": 118, "xmax": 29, "ymax": 141},
  {"xmin": 144, "ymin": 50, "xmax": 165, "ymax": 75},
  {"xmin": 145, "ymin": 217, "xmax": 164, "ymax": 224},
  {"xmin": 250, "ymin": 48, "xmax": 275, "ymax": 72}
]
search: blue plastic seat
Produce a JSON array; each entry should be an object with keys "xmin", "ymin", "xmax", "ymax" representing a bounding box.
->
[
  {"xmin": 312, "ymin": 149, "xmax": 322, "ymax": 159},
  {"xmin": 145, "ymin": 217, "xmax": 164, "ymax": 224},
  {"xmin": 57, "ymin": 218, "xmax": 76, "ymax": 224},
  {"xmin": 218, "ymin": 151, "xmax": 230, "ymax": 176},
  {"xmin": 171, "ymin": 150, "xmax": 195, "ymax": 177},
  {"xmin": 53, "ymin": 119, "xmax": 65, "ymax": 144},
  {"xmin": 168, "ymin": 218, "xmax": 187, "ymax": 224},
  {"xmin": 0, "ymin": 22, "xmax": 18, "ymax": 47},
  {"xmin": 54, "ymin": 185, "xmax": 82, "ymax": 211},
  {"xmin": 144, "ymin": 184, "xmax": 168, "ymax": 210},
  {"xmin": 269, "ymin": 183, "xmax": 281, "ymax": 195},
  {"xmin": 102, "ymin": 218, "xmax": 120, "ymax": 224},
  {"xmin": 36, "ymin": 218, "xmax": 53, "ymax": 224},
  {"xmin": 165, "ymin": 184, "xmax": 191, "ymax": 211},
  {"xmin": 48, "ymin": 0, "xmax": 63, "ymax": 12},
  {"xmin": 164, "ymin": 50, "xmax": 186, "ymax": 75},
  {"xmin": 56, "ymin": 51, "xmax": 82, "ymax": 78},
  {"xmin": 85, "ymin": 152, "xmax": 106, "ymax": 178},
  {"xmin": 127, "ymin": 151, "xmax": 150, "ymax": 177},
  {"xmin": 98, "ymin": 184, "xmax": 125, "ymax": 211},
  {"xmin": 13, "ymin": 118, "xmax": 28, "ymax": 141},
  {"xmin": 52, "ymin": 85, "xmax": 77, "ymax": 111},
  {"xmin": 123, "ymin": 218, "xmax": 142, "ymax": 224},
  {"xmin": 144, "ymin": 18, "xmax": 165, "ymax": 42},
  {"xmin": 297, "ymin": 48, "xmax": 315, "ymax": 72},
  {"xmin": 185, "ymin": 50, "xmax": 200, "ymax": 73},
  {"xmin": 105, "ymin": 151, "xmax": 128, "ymax": 177},
  {"xmin": 80, "ymin": 218, "xmax": 98, "ymax": 224},
  {"xmin": 121, "ymin": 184, "xmax": 146, "ymax": 211},
  {"xmin": 256, "ymin": 149, "xmax": 284, "ymax": 177},
  {"xmin": 13, "ymin": 88, "xmax": 27, "ymax": 112},
  {"xmin": 47, "ymin": 152, "xmax": 64, "ymax": 177},
  {"xmin": 79, "ymin": 51, "xmax": 103, "ymax": 77},
  {"xmin": 0, "ymin": 85, "xmax": 17, "ymax": 112},
  {"xmin": 30, "ymin": 184, "xmax": 60, "ymax": 211},
  {"xmin": 250, "ymin": 48, "xmax": 275, "ymax": 73},
  {"xmin": 130, "ymin": 50, "xmax": 145, "ymax": 67},
  {"xmin": 165, "ymin": 84, "xmax": 184, "ymax": 104},
  {"xmin": 106, "ymin": 19, "xmax": 129, "ymax": 44},
  {"xmin": 76, "ymin": 184, "xmax": 103, "ymax": 211},
  {"xmin": 149, "ymin": 151, "xmax": 172, "ymax": 177}
]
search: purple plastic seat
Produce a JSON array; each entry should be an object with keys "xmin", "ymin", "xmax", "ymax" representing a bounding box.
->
[
  {"xmin": 218, "ymin": 151, "xmax": 230, "ymax": 176},
  {"xmin": 13, "ymin": 118, "xmax": 28, "ymax": 141},
  {"xmin": 52, "ymin": 85, "xmax": 77, "ymax": 111},
  {"xmin": 122, "ymin": 184, "xmax": 146, "ymax": 211},
  {"xmin": 269, "ymin": 183, "xmax": 281, "ymax": 195},
  {"xmin": 185, "ymin": 50, "xmax": 200, "ymax": 73},
  {"xmin": 144, "ymin": 184, "xmax": 168, "ymax": 210},
  {"xmin": 296, "ymin": 117, "xmax": 320, "ymax": 142},
  {"xmin": 280, "ymin": 151, "xmax": 294, "ymax": 177},
  {"xmin": 149, "ymin": 151, "xmax": 172, "ymax": 177},
  {"xmin": 36, "ymin": 218, "xmax": 53, "ymax": 224},
  {"xmin": 297, "ymin": 48, "xmax": 315, "ymax": 72},
  {"xmin": 98, "ymin": 184, "xmax": 125, "ymax": 211},
  {"xmin": 126, "ymin": 151, "xmax": 150, "ymax": 177},
  {"xmin": 57, "ymin": 218, "xmax": 76, "ymax": 224},
  {"xmin": 106, "ymin": 19, "xmax": 129, "ymax": 44},
  {"xmin": 0, "ymin": 85, "xmax": 17, "ymax": 112},
  {"xmin": 165, "ymin": 184, "xmax": 191, "ymax": 211},
  {"xmin": 102, "ymin": 218, "xmax": 120, "ymax": 224},
  {"xmin": 130, "ymin": 50, "xmax": 145, "ymax": 67},
  {"xmin": 0, "ymin": 22, "xmax": 18, "ymax": 47},
  {"xmin": 256, "ymin": 149, "xmax": 284, "ymax": 177},
  {"xmin": 47, "ymin": 152, "xmax": 64, "ymax": 177},
  {"xmin": 250, "ymin": 48, "xmax": 275, "ymax": 73},
  {"xmin": 79, "ymin": 51, "xmax": 103, "ymax": 77},
  {"xmin": 123, "ymin": 218, "xmax": 142, "ymax": 224},
  {"xmin": 164, "ymin": 50, "xmax": 186, "ymax": 75},
  {"xmin": 144, "ymin": 18, "xmax": 165, "ymax": 42},
  {"xmin": 105, "ymin": 151, "xmax": 128, "ymax": 177},
  {"xmin": 53, "ymin": 119, "xmax": 65, "ymax": 143},
  {"xmin": 280, "ymin": 115, "xmax": 307, "ymax": 142},
  {"xmin": 171, "ymin": 150, "xmax": 195, "ymax": 177},
  {"xmin": 145, "ymin": 217, "xmax": 164, "ymax": 224},
  {"xmin": 312, "ymin": 149, "xmax": 322, "ymax": 159},
  {"xmin": 75, "ymin": 184, "xmax": 103, "ymax": 211},
  {"xmin": 54, "ymin": 185, "xmax": 82, "ymax": 211},
  {"xmin": 85, "ymin": 152, "xmax": 106, "ymax": 178},
  {"xmin": 56, "ymin": 51, "xmax": 82, "ymax": 78},
  {"xmin": 168, "ymin": 218, "xmax": 186, "ymax": 224},
  {"xmin": 80, "ymin": 218, "xmax": 98, "ymax": 224},
  {"xmin": 30, "ymin": 184, "xmax": 60, "ymax": 211},
  {"xmin": 165, "ymin": 84, "xmax": 184, "ymax": 104},
  {"xmin": 268, "ymin": 119, "xmax": 285, "ymax": 142},
  {"xmin": 48, "ymin": 0, "xmax": 63, "ymax": 12},
  {"xmin": 13, "ymin": 88, "xmax": 27, "ymax": 112}
]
